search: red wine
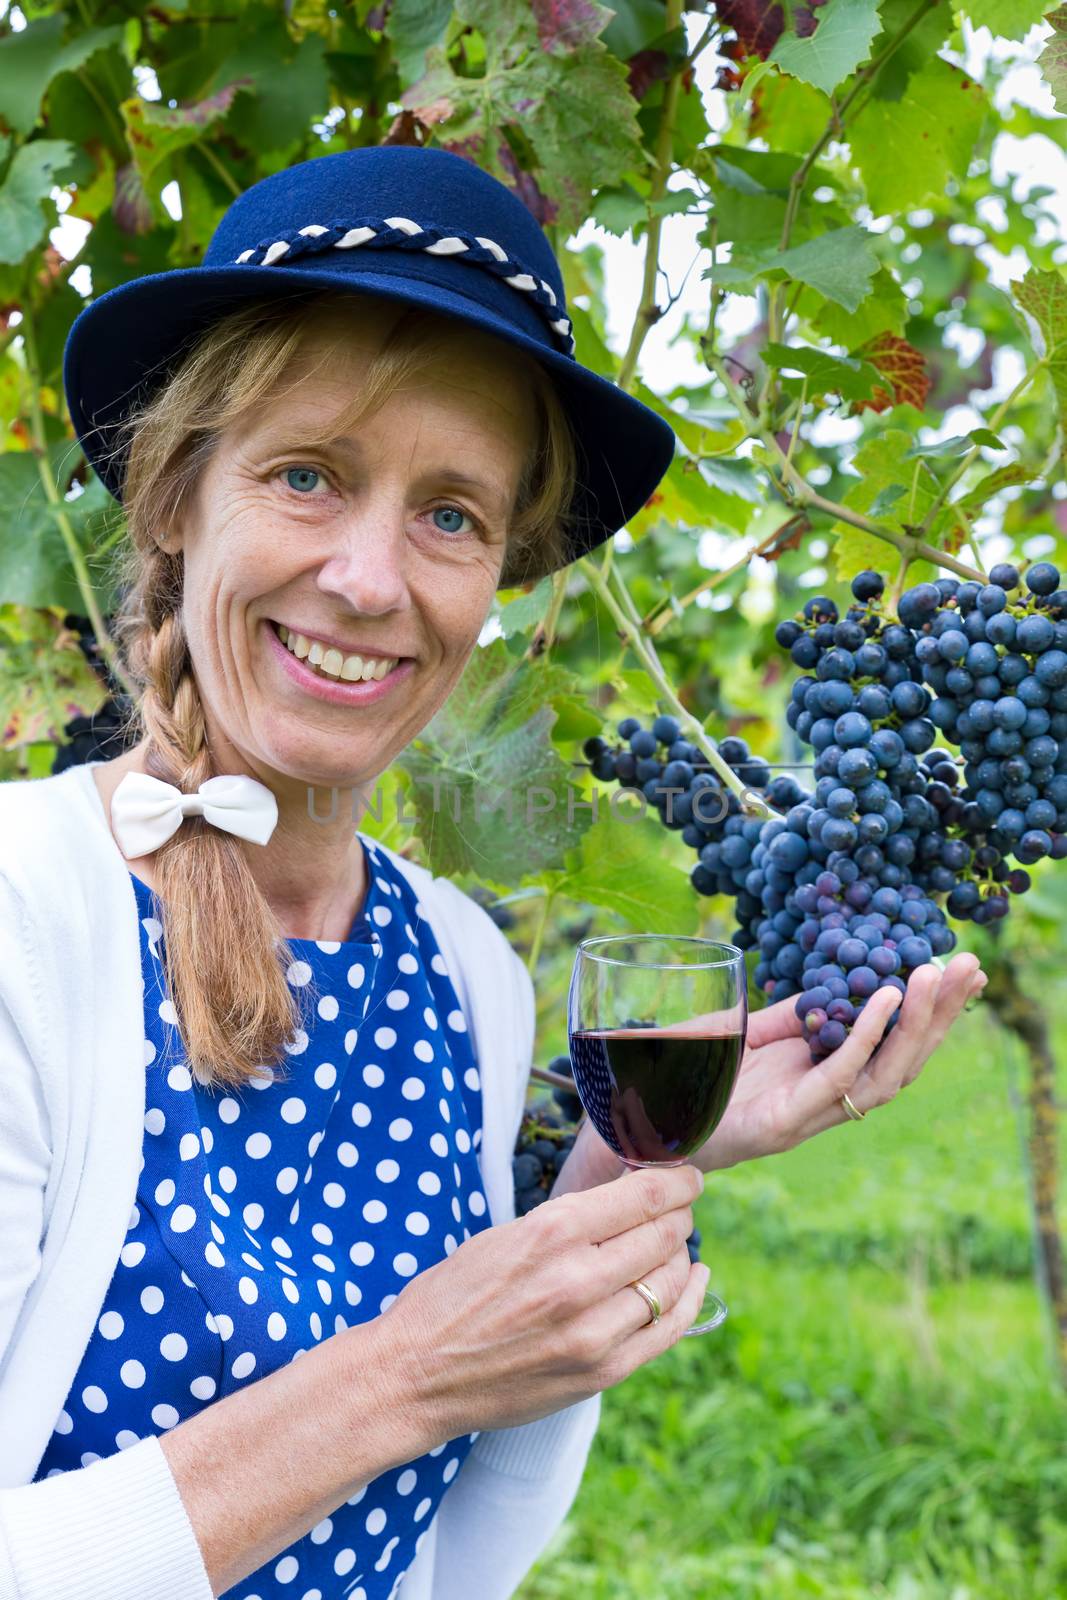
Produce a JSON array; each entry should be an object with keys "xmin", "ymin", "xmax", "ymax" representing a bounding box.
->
[{"xmin": 569, "ymin": 1027, "xmax": 743, "ymax": 1164}]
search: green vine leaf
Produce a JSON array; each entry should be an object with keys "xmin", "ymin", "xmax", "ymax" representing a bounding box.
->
[{"xmin": 768, "ymin": 0, "xmax": 882, "ymax": 96}]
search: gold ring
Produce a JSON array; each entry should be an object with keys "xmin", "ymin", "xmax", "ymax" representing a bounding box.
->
[
  {"xmin": 841, "ymin": 1091, "xmax": 866, "ymax": 1122},
  {"xmin": 629, "ymin": 1278, "xmax": 662, "ymax": 1325}
]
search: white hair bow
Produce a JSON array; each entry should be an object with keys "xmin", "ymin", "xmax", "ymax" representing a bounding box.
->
[{"xmin": 110, "ymin": 771, "xmax": 279, "ymax": 860}]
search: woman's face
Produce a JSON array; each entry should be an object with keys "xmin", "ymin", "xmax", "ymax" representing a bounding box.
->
[{"xmin": 167, "ymin": 305, "xmax": 537, "ymax": 790}]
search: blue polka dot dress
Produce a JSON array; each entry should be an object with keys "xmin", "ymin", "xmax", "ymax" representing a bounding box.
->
[{"xmin": 35, "ymin": 834, "xmax": 493, "ymax": 1600}]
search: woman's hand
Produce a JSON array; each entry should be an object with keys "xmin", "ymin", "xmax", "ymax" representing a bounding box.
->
[
  {"xmin": 694, "ymin": 951, "xmax": 986, "ymax": 1173},
  {"xmin": 379, "ymin": 1162, "xmax": 709, "ymax": 1443}
]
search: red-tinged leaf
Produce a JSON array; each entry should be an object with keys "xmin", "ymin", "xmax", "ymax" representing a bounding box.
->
[
  {"xmin": 849, "ymin": 333, "xmax": 931, "ymax": 415},
  {"xmin": 496, "ymin": 142, "xmax": 559, "ymax": 225},
  {"xmin": 713, "ymin": 0, "xmax": 825, "ymax": 62},
  {"xmin": 383, "ymin": 107, "xmax": 433, "ymax": 143},
  {"xmin": 761, "ymin": 512, "xmax": 812, "ymax": 561},
  {"xmin": 627, "ymin": 47, "xmax": 671, "ymax": 100},
  {"xmin": 532, "ymin": 0, "xmax": 606, "ymax": 53}
]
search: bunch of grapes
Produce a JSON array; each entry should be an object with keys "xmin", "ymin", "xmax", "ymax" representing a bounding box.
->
[
  {"xmin": 51, "ymin": 613, "xmax": 138, "ymax": 775},
  {"xmin": 513, "ymin": 1051, "xmax": 703, "ymax": 1264},
  {"xmin": 584, "ymin": 563, "xmax": 1067, "ymax": 1064}
]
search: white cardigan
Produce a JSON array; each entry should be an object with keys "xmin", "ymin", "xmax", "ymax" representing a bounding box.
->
[{"xmin": 0, "ymin": 760, "xmax": 600, "ymax": 1600}]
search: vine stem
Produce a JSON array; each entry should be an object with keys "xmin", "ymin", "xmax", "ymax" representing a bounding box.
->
[
  {"xmin": 524, "ymin": 567, "xmax": 569, "ymax": 661},
  {"xmin": 526, "ymin": 888, "xmax": 555, "ymax": 977},
  {"xmin": 18, "ymin": 308, "xmax": 139, "ymax": 702},
  {"xmin": 708, "ymin": 354, "xmax": 988, "ymax": 585},
  {"xmin": 577, "ymin": 554, "xmax": 778, "ymax": 817},
  {"xmin": 644, "ymin": 511, "xmax": 807, "ymax": 636},
  {"xmin": 615, "ymin": 0, "xmax": 686, "ymax": 395}
]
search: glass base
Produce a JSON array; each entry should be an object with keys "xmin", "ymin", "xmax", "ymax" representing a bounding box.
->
[{"xmin": 683, "ymin": 1286, "xmax": 727, "ymax": 1336}]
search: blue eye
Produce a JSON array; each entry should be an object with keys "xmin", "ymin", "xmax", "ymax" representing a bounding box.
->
[
  {"xmin": 285, "ymin": 467, "xmax": 321, "ymax": 493},
  {"xmin": 431, "ymin": 505, "xmax": 470, "ymax": 535}
]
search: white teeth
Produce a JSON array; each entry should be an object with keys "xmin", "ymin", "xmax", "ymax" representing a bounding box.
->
[{"xmin": 275, "ymin": 622, "xmax": 397, "ymax": 684}]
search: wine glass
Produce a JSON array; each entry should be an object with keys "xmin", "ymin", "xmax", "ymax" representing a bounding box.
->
[{"xmin": 568, "ymin": 935, "xmax": 748, "ymax": 1336}]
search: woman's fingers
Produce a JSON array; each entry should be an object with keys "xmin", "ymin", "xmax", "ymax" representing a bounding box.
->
[
  {"xmin": 790, "ymin": 983, "xmax": 903, "ymax": 1127},
  {"xmin": 854, "ymin": 953, "xmax": 982, "ymax": 1104}
]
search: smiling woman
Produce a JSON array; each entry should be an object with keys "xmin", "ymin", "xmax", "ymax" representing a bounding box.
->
[{"xmin": 98, "ymin": 289, "xmax": 579, "ymax": 1096}]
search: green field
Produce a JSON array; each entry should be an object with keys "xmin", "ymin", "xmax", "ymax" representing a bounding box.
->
[{"xmin": 517, "ymin": 1005, "xmax": 1067, "ymax": 1600}]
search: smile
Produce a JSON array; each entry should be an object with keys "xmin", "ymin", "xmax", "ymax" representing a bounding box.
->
[{"xmin": 274, "ymin": 624, "xmax": 399, "ymax": 683}]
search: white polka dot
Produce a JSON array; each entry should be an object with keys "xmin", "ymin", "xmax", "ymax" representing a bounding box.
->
[
  {"xmin": 245, "ymin": 1131, "xmax": 271, "ymax": 1159},
  {"xmin": 374, "ymin": 1026, "xmax": 397, "ymax": 1050},
  {"xmin": 431, "ymin": 952, "xmax": 448, "ymax": 974},
  {"xmin": 385, "ymin": 989, "xmax": 409, "ymax": 1010},
  {"xmin": 363, "ymin": 1199, "xmax": 387, "ymax": 1223},
  {"xmin": 393, "ymin": 1252, "xmax": 418, "ymax": 1278},
  {"xmin": 334, "ymin": 1549, "xmax": 356, "ymax": 1576},
  {"xmin": 317, "ymin": 1278, "xmax": 332, "ymax": 1305},
  {"xmin": 267, "ymin": 1312, "xmax": 287, "ymax": 1341},
  {"xmin": 469, "ymin": 1191, "xmax": 487, "ymax": 1216},
  {"xmin": 204, "ymin": 1241, "xmax": 225, "ymax": 1268},
  {"xmin": 312, "ymin": 1061, "xmax": 336, "ymax": 1091},
  {"xmin": 376, "ymin": 1159, "xmax": 400, "ymax": 1183},
  {"xmin": 190, "ymin": 1375, "xmax": 216, "ymax": 1400},
  {"xmin": 287, "ymin": 960, "xmax": 313, "ymax": 987},
  {"xmin": 365, "ymin": 1506, "xmax": 387, "ymax": 1536},
  {"xmin": 446, "ymin": 1009, "xmax": 467, "ymax": 1032},
  {"xmin": 120, "ymin": 1361, "xmax": 146, "ymax": 1389},
  {"xmin": 397, "ymin": 952, "xmax": 419, "ymax": 974},
  {"xmin": 200, "ymin": 1124, "xmax": 214, "ymax": 1152},
  {"xmin": 285, "ymin": 1028, "xmax": 309, "ymax": 1055},
  {"xmin": 166, "ymin": 1061, "xmax": 191, "ymax": 1089},
  {"xmin": 161, "ymin": 1333, "xmax": 187, "ymax": 1361},
  {"xmin": 231, "ymin": 1351, "xmax": 256, "ymax": 1380},
  {"xmin": 276, "ymin": 1166, "xmax": 299, "ymax": 1194},
  {"xmin": 344, "ymin": 1280, "xmax": 363, "ymax": 1305},
  {"xmin": 351, "ymin": 1102, "xmax": 372, "ymax": 1127},
  {"xmin": 281, "ymin": 1097, "xmax": 307, "ymax": 1124},
  {"xmin": 143, "ymin": 1038, "xmax": 156, "ymax": 1067},
  {"xmin": 54, "ymin": 1409, "xmax": 73, "ymax": 1434},
  {"xmin": 318, "ymin": 994, "xmax": 339, "ymax": 1021},
  {"xmin": 179, "ymin": 1132, "xmax": 200, "ymax": 1161},
  {"xmin": 82, "ymin": 1385, "xmax": 108, "ymax": 1414},
  {"xmin": 439, "ymin": 1099, "xmax": 452, "ymax": 1124},
  {"xmin": 98, "ymin": 1311, "xmax": 124, "ymax": 1340},
  {"xmin": 243, "ymin": 1202, "xmax": 264, "ymax": 1231},
  {"xmin": 451, "ymin": 1195, "xmax": 462, "ymax": 1221},
  {"xmin": 317, "ymin": 939, "xmax": 341, "ymax": 954},
  {"xmin": 154, "ymin": 1178, "xmax": 175, "ymax": 1207},
  {"xmin": 275, "ymin": 1553, "xmax": 300, "ymax": 1582},
  {"xmin": 405, "ymin": 1212, "xmax": 430, "ymax": 1236},
  {"xmin": 310, "ymin": 1517, "xmax": 333, "ymax": 1544},
  {"xmin": 363, "ymin": 1065, "xmax": 385, "ymax": 1088},
  {"xmin": 282, "ymin": 1277, "xmax": 300, "ymax": 1305},
  {"xmin": 417, "ymin": 1171, "xmax": 442, "ymax": 1196},
  {"xmin": 309, "ymin": 1312, "xmax": 322, "ymax": 1339},
  {"xmin": 140, "ymin": 1285, "xmax": 164, "ymax": 1315},
  {"xmin": 443, "ymin": 1456, "xmax": 460, "ymax": 1483},
  {"xmin": 464, "ymin": 1067, "xmax": 481, "ymax": 1091},
  {"xmin": 372, "ymin": 905, "xmax": 392, "ymax": 926},
  {"xmin": 152, "ymin": 1404, "xmax": 180, "ymax": 1430},
  {"xmin": 397, "ymin": 1468, "xmax": 417, "ymax": 1496},
  {"xmin": 413, "ymin": 1040, "xmax": 434, "ymax": 1064},
  {"xmin": 218, "ymin": 1165, "xmax": 237, "ymax": 1193},
  {"xmin": 423, "ymin": 1007, "xmax": 439, "ymax": 1031},
  {"xmin": 144, "ymin": 1107, "xmax": 165, "ymax": 1135},
  {"xmin": 414, "ymin": 1496, "xmax": 433, "ymax": 1520},
  {"xmin": 347, "ymin": 963, "xmax": 366, "ymax": 989},
  {"xmin": 312, "ymin": 1222, "xmax": 333, "ymax": 1246},
  {"xmin": 218, "ymin": 1098, "xmax": 241, "ymax": 1124},
  {"xmin": 444, "ymin": 1234, "xmax": 458, "ymax": 1255},
  {"xmin": 441, "ymin": 1066, "xmax": 455, "ymax": 1091},
  {"xmin": 323, "ymin": 1182, "xmax": 347, "ymax": 1208},
  {"xmin": 170, "ymin": 1204, "xmax": 196, "ymax": 1233},
  {"xmin": 328, "ymin": 1142, "xmax": 354, "ymax": 1172},
  {"xmin": 115, "ymin": 1429, "xmax": 140, "ymax": 1450},
  {"xmin": 239, "ymin": 1276, "xmax": 259, "ymax": 1305},
  {"xmin": 345, "ymin": 1028, "xmax": 358, "ymax": 1053},
  {"xmin": 350, "ymin": 1241, "xmax": 375, "ymax": 1267},
  {"xmin": 430, "ymin": 1133, "xmax": 448, "ymax": 1158},
  {"xmin": 79, "ymin": 1452, "xmax": 101, "ymax": 1467},
  {"xmin": 389, "ymin": 1118, "xmax": 413, "ymax": 1142}
]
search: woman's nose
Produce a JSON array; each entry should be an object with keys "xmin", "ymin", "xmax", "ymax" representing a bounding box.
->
[{"xmin": 315, "ymin": 504, "xmax": 412, "ymax": 615}]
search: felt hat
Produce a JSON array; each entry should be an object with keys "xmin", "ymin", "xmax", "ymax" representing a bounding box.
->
[{"xmin": 62, "ymin": 144, "xmax": 677, "ymax": 574}]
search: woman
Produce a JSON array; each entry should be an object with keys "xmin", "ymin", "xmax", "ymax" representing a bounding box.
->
[{"xmin": 0, "ymin": 146, "xmax": 984, "ymax": 1600}]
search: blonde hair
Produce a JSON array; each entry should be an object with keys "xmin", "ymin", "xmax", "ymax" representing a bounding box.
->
[{"xmin": 104, "ymin": 289, "xmax": 578, "ymax": 1091}]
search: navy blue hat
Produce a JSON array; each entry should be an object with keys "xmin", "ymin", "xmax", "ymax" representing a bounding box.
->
[{"xmin": 63, "ymin": 145, "xmax": 676, "ymax": 575}]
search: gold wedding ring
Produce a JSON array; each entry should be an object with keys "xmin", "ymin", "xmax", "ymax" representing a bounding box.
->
[
  {"xmin": 630, "ymin": 1278, "xmax": 662, "ymax": 1325},
  {"xmin": 840, "ymin": 1091, "xmax": 866, "ymax": 1122}
]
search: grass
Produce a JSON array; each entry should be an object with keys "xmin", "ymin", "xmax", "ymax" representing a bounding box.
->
[{"xmin": 516, "ymin": 1005, "xmax": 1067, "ymax": 1599}]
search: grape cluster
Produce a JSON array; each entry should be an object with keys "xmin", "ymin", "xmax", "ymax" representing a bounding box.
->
[
  {"xmin": 513, "ymin": 1052, "xmax": 704, "ymax": 1264},
  {"xmin": 51, "ymin": 613, "xmax": 137, "ymax": 775},
  {"xmin": 584, "ymin": 562, "xmax": 1067, "ymax": 1064}
]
